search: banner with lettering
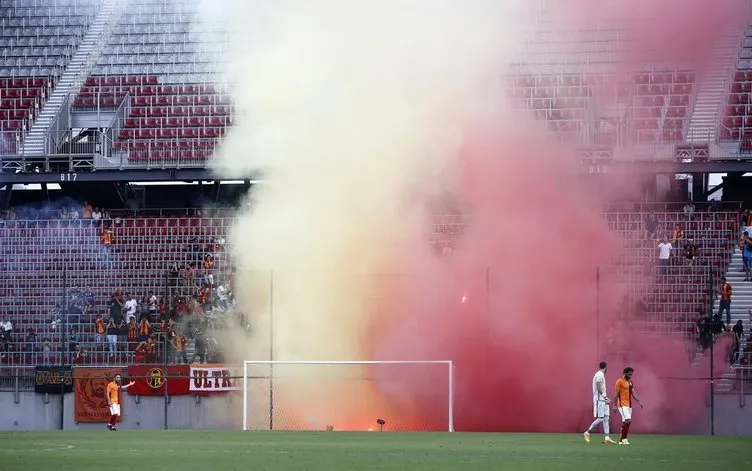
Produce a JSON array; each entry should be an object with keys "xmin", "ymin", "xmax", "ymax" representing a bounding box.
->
[
  {"xmin": 126, "ymin": 364, "xmax": 190, "ymax": 396},
  {"xmin": 34, "ymin": 366, "xmax": 73, "ymax": 394},
  {"xmin": 74, "ymin": 367, "xmax": 123, "ymax": 423},
  {"xmin": 190, "ymin": 365, "xmax": 241, "ymax": 394}
]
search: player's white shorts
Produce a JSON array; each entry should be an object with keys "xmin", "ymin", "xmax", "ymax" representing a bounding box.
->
[
  {"xmin": 109, "ymin": 404, "xmax": 121, "ymax": 416},
  {"xmin": 618, "ymin": 406, "xmax": 632, "ymax": 422},
  {"xmin": 593, "ymin": 400, "xmax": 610, "ymax": 418}
]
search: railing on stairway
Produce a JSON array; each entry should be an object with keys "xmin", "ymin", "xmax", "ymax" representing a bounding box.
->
[{"xmin": 69, "ymin": 1, "xmax": 126, "ymax": 105}]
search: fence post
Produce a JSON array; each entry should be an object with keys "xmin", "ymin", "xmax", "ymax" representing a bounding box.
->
[
  {"xmin": 269, "ymin": 269, "xmax": 274, "ymax": 431},
  {"xmin": 595, "ymin": 266, "xmax": 601, "ymax": 361},
  {"xmin": 708, "ymin": 268, "xmax": 715, "ymax": 436},
  {"xmin": 59, "ymin": 268, "xmax": 68, "ymax": 431},
  {"xmin": 164, "ymin": 270, "xmax": 169, "ymax": 430}
]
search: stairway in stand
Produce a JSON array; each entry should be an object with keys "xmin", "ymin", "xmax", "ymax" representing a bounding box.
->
[
  {"xmin": 20, "ymin": 0, "xmax": 125, "ymax": 156},
  {"xmin": 685, "ymin": 32, "xmax": 743, "ymax": 143},
  {"xmin": 700, "ymin": 251, "xmax": 750, "ymax": 391}
]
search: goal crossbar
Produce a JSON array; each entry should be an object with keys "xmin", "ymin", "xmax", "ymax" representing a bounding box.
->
[{"xmin": 242, "ymin": 360, "xmax": 454, "ymax": 432}]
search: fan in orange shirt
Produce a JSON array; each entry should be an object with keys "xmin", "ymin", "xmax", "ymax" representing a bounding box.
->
[
  {"xmin": 612, "ymin": 367, "xmax": 644, "ymax": 445},
  {"xmin": 106, "ymin": 374, "xmax": 135, "ymax": 431}
]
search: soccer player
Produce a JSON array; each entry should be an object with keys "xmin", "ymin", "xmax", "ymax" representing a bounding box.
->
[
  {"xmin": 106, "ymin": 373, "xmax": 135, "ymax": 431},
  {"xmin": 584, "ymin": 361, "xmax": 616, "ymax": 444},
  {"xmin": 613, "ymin": 367, "xmax": 643, "ymax": 445}
]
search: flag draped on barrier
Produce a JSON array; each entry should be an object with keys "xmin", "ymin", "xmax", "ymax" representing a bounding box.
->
[
  {"xmin": 126, "ymin": 364, "xmax": 191, "ymax": 396},
  {"xmin": 74, "ymin": 367, "xmax": 123, "ymax": 423},
  {"xmin": 34, "ymin": 365, "xmax": 73, "ymax": 394},
  {"xmin": 190, "ymin": 365, "xmax": 241, "ymax": 393}
]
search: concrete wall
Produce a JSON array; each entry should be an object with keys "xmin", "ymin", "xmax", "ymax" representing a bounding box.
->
[
  {"xmin": 1, "ymin": 391, "xmax": 751, "ymax": 434},
  {"xmin": 706, "ymin": 394, "xmax": 752, "ymax": 436},
  {"xmin": 0, "ymin": 392, "xmax": 242, "ymax": 431}
]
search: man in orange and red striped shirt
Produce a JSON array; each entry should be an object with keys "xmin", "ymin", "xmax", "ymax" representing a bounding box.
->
[
  {"xmin": 106, "ymin": 374, "xmax": 134, "ymax": 431},
  {"xmin": 612, "ymin": 367, "xmax": 643, "ymax": 445}
]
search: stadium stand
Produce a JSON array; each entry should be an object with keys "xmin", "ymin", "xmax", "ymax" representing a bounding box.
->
[
  {"xmin": 723, "ymin": 25, "xmax": 752, "ymax": 151},
  {"xmin": 0, "ymin": 214, "xmax": 233, "ymax": 365},
  {"xmin": 630, "ymin": 71, "xmax": 695, "ymax": 144},
  {"xmin": 504, "ymin": 73, "xmax": 593, "ymax": 143},
  {"xmin": 505, "ymin": 70, "xmax": 696, "ymax": 145},
  {"xmin": 70, "ymin": 0, "xmax": 232, "ymax": 166},
  {"xmin": 605, "ymin": 209, "xmax": 737, "ymax": 340},
  {"xmin": 0, "ymin": 0, "xmax": 100, "ymax": 150}
]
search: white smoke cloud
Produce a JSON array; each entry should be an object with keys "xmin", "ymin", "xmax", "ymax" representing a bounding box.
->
[{"xmin": 193, "ymin": 0, "xmax": 532, "ymax": 428}]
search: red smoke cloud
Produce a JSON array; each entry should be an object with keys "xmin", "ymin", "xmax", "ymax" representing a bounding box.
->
[{"xmin": 368, "ymin": 1, "xmax": 742, "ymax": 432}]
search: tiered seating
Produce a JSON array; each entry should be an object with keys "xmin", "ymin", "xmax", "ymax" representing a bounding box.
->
[
  {"xmin": 505, "ymin": 73, "xmax": 593, "ymax": 142},
  {"xmin": 74, "ymin": 75, "xmax": 232, "ymax": 162},
  {"xmin": 0, "ymin": 216, "xmax": 233, "ymax": 366},
  {"xmin": 722, "ymin": 26, "xmax": 752, "ymax": 149},
  {"xmin": 0, "ymin": 77, "xmax": 51, "ymax": 152},
  {"xmin": 0, "ymin": 0, "xmax": 98, "ymax": 76},
  {"xmin": 71, "ymin": 0, "xmax": 232, "ymax": 165},
  {"xmin": 91, "ymin": 0, "xmax": 227, "ymax": 82},
  {"xmin": 0, "ymin": 0, "xmax": 99, "ymax": 147},
  {"xmin": 604, "ymin": 211, "xmax": 737, "ymax": 340},
  {"xmin": 629, "ymin": 71, "xmax": 695, "ymax": 144}
]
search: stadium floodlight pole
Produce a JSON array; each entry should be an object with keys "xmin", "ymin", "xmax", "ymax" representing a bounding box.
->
[{"xmin": 241, "ymin": 360, "xmax": 455, "ymax": 432}]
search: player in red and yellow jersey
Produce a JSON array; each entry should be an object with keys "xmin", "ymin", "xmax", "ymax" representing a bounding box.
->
[
  {"xmin": 613, "ymin": 367, "xmax": 643, "ymax": 445},
  {"xmin": 106, "ymin": 374, "xmax": 134, "ymax": 431}
]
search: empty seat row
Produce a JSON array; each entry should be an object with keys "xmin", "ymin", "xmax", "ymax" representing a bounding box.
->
[
  {"xmin": 124, "ymin": 116, "xmax": 231, "ymax": 128},
  {"xmin": 127, "ymin": 105, "xmax": 232, "ymax": 117},
  {"xmin": 103, "ymin": 43, "xmax": 225, "ymax": 55},
  {"xmin": 98, "ymin": 53, "xmax": 220, "ymax": 67},
  {"xmin": 112, "ymin": 138, "xmax": 219, "ymax": 150},
  {"xmin": 82, "ymin": 82, "xmax": 220, "ymax": 95},
  {"xmin": 74, "ymin": 94, "xmax": 229, "ymax": 108},
  {"xmin": 118, "ymin": 127, "xmax": 227, "ymax": 139},
  {"xmin": 90, "ymin": 63, "xmax": 223, "ymax": 77},
  {"xmin": 0, "ymin": 16, "xmax": 92, "ymax": 28},
  {"xmin": 0, "ymin": 26, "xmax": 85, "ymax": 37}
]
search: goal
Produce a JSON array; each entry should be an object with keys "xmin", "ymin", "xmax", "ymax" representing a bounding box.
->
[{"xmin": 242, "ymin": 360, "xmax": 454, "ymax": 432}]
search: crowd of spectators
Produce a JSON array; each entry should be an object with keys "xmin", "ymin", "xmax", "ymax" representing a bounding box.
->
[
  {"xmin": 0, "ymin": 202, "xmax": 112, "ymax": 225},
  {"xmin": 0, "ymin": 202, "xmax": 247, "ymax": 367}
]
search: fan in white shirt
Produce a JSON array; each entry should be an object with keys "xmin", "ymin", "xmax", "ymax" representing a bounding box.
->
[
  {"xmin": 657, "ymin": 238, "xmax": 673, "ymax": 262},
  {"xmin": 124, "ymin": 297, "xmax": 138, "ymax": 322},
  {"xmin": 584, "ymin": 361, "xmax": 616, "ymax": 444}
]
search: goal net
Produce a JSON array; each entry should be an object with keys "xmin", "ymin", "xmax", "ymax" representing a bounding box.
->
[{"xmin": 242, "ymin": 360, "xmax": 454, "ymax": 432}]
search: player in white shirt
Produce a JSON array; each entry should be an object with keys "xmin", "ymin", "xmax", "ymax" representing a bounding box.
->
[{"xmin": 584, "ymin": 361, "xmax": 616, "ymax": 444}]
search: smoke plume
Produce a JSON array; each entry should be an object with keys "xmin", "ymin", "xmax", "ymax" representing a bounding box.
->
[{"xmin": 204, "ymin": 0, "xmax": 744, "ymax": 432}]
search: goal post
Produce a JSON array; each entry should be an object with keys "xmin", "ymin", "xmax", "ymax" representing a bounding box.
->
[{"xmin": 242, "ymin": 360, "xmax": 454, "ymax": 432}]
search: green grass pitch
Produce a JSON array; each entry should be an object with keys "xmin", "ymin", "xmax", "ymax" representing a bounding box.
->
[{"xmin": 1, "ymin": 431, "xmax": 750, "ymax": 471}]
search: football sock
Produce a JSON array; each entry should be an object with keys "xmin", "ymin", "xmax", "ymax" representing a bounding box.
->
[
  {"xmin": 587, "ymin": 418, "xmax": 602, "ymax": 433},
  {"xmin": 623, "ymin": 421, "xmax": 631, "ymax": 439},
  {"xmin": 620, "ymin": 423, "xmax": 626, "ymax": 441},
  {"xmin": 603, "ymin": 419, "xmax": 610, "ymax": 436},
  {"xmin": 109, "ymin": 415, "xmax": 116, "ymax": 426}
]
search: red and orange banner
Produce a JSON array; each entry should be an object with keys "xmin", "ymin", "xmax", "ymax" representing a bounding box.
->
[
  {"xmin": 74, "ymin": 367, "xmax": 123, "ymax": 423},
  {"xmin": 126, "ymin": 364, "xmax": 191, "ymax": 396}
]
